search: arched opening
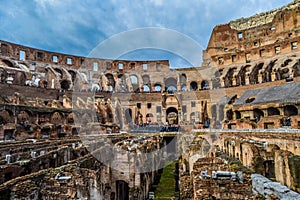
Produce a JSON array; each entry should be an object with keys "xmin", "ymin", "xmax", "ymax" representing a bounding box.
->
[
  {"xmin": 50, "ymin": 112, "xmax": 63, "ymax": 125},
  {"xmin": 293, "ymin": 60, "xmax": 300, "ymax": 77},
  {"xmin": 190, "ymin": 81, "xmax": 198, "ymax": 91},
  {"xmin": 262, "ymin": 60, "xmax": 276, "ymax": 82},
  {"xmin": 165, "ymin": 77, "xmax": 177, "ymax": 92},
  {"xmin": 224, "ymin": 68, "xmax": 235, "ymax": 87},
  {"xmin": 253, "ymin": 108, "xmax": 264, "ymax": 122},
  {"xmin": 154, "ymin": 83, "xmax": 162, "ymax": 92},
  {"xmin": 68, "ymin": 70, "xmax": 76, "ymax": 83},
  {"xmin": 237, "ymin": 65, "xmax": 250, "ymax": 85},
  {"xmin": 250, "ymin": 63, "xmax": 264, "ymax": 84},
  {"xmin": 142, "ymin": 75, "xmax": 151, "ymax": 92},
  {"xmin": 0, "ymin": 109, "xmax": 13, "ymax": 125},
  {"xmin": 143, "ymin": 85, "xmax": 150, "ymax": 92},
  {"xmin": 180, "ymin": 73, "xmax": 187, "ymax": 84},
  {"xmin": 130, "ymin": 75, "xmax": 139, "ymax": 92},
  {"xmin": 201, "ymin": 80, "xmax": 209, "ymax": 90},
  {"xmin": 54, "ymin": 68, "xmax": 63, "ymax": 79},
  {"xmin": 105, "ymin": 73, "xmax": 115, "ymax": 90},
  {"xmin": 235, "ymin": 111, "xmax": 241, "ymax": 119},
  {"xmin": 146, "ymin": 113, "xmax": 153, "ymax": 123},
  {"xmin": 181, "ymin": 84, "xmax": 187, "ymax": 91},
  {"xmin": 125, "ymin": 108, "xmax": 133, "ymax": 124},
  {"xmin": 263, "ymin": 160, "xmax": 275, "ymax": 178},
  {"xmin": 167, "ymin": 86, "xmax": 177, "ymax": 92},
  {"xmin": 1, "ymin": 59, "xmax": 14, "ymax": 68},
  {"xmin": 226, "ymin": 109, "xmax": 233, "ymax": 120},
  {"xmin": 116, "ymin": 180, "xmax": 129, "ymax": 200},
  {"xmin": 166, "ymin": 107, "xmax": 178, "ymax": 125},
  {"xmin": 284, "ymin": 105, "xmax": 298, "ymax": 116},
  {"xmin": 60, "ymin": 80, "xmax": 70, "ymax": 90},
  {"xmin": 267, "ymin": 107, "xmax": 280, "ymax": 116},
  {"xmin": 92, "ymin": 84, "xmax": 100, "ymax": 92}
]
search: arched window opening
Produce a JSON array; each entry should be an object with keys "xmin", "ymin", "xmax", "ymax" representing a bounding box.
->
[
  {"xmin": 201, "ymin": 80, "xmax": 209, "ymax": 90},
  {"xmin": 154, "ymin": 83, "xmax": 162, "ymax": 92},
  {"xmin": 190, "ymin": 81, "xmax": 198, "ymax": 91},
  {"xmin": 267, "ymin": 107, "xmax": 280, "ymax": 116},
  {"xmin": 284, "ymin": 105, "xmax": 298, "ymax": 116},
  {"xmin": 253, "ymin": 108, "xmax": 264, "ymax": 122},
  {"xmin": 125, "ymin": 108, "xmax": 132, "ymax": 124}
]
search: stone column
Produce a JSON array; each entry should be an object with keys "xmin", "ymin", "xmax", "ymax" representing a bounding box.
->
[
  {"xmin": 271, "ymin": 71, "xmax": 276, "ymax": 82},
  {"xmin": 232, "ymin": 77, "xmax": 237, "ymax": 86},
  {"xmin": 245, "ymin": 74, "xmax": 250, "ymax": 85},
  {"xmin": 258, "ymin": 73, "xmax": 262, "ymax": 84}
]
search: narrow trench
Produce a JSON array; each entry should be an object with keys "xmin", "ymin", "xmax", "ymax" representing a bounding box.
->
[{"xmin": 149, "ymin": 161, "xmax": 179, "ymax": 199}]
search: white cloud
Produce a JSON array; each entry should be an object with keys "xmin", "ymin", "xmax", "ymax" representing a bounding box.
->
[{"xmin": 0, "ymin": 0, "xmax": 292, "ymax": 65}]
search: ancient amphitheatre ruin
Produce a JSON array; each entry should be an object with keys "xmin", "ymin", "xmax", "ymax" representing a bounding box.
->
[{"xmin": 0, "ymin": 1, "xmax": 300, "ymax": 199}]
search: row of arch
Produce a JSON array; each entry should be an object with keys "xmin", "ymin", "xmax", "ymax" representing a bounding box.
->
[
  {"xmin": 226, "ymin": 105, "xmax": 298, "ymax": 121},
  {"xmin": 217, "ymin": 58, "xmax": 300, "ymax": 88}
]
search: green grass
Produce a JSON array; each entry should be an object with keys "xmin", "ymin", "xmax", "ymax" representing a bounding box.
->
[{"xmin": 153, "ymin": 162, "xmax": 179, "ymax": 199}]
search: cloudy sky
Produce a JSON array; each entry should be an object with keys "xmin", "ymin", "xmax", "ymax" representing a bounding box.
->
[{"xmin": 0, "ymin": 0, "xmax": 292, "ymax": 67}]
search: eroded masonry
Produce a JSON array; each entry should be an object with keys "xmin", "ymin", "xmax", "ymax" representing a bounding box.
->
[{"xmin": 1, "ymin": 1, "xmax": 300, "ymax": 199}]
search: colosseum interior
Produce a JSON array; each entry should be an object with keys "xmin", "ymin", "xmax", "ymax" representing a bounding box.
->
[{"xmin": 1, "ymin": 1, "xmax": 300, "ymax": 199}]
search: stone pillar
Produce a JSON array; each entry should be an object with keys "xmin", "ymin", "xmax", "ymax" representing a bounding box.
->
[
  {"xmin": 232, "ymin": 77, "xmax": 237, "ymax": 86},
  {"xmin": 271, "ymin": 71, "xmax": 276, "ymax": 82},
  {"xmin": 258, "ymin": 73, "xmax": 262, "ymax": 84},
  {"xmin": 245, "ymin": 74, "xmax": 250, "ymax": 85},
  {"xmin": 161, "ymin": 108, "xmax": 166, "ymax": 124},
  {"xmin": 221, "ymin": 78, "xmax": 225, "ymax": 87}
]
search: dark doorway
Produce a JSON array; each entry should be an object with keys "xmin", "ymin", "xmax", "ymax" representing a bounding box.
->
[
  {"xmin": 116, "ymin": 180, "xmax": 129, "ymax": 200},
  {"xmin": 166, "ymin": 107, "xmax": 178, "ymax": 125},
  {"xmin": 60, "ymin": 80, "xmax": 70, "ymax": 90}
]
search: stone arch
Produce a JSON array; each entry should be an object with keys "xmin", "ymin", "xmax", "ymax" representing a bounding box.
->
[
  {"xmin": 54, "ymin": 68, "xmax": 63, "ymax": 79},
  {"xmin": 235, "ymin": 110, "xmax": 241, "ymax": 119},
  {"xmin": 201, "ymin": 80, "xmax": 209, "ymax": 90},
  {"xmin": 267, "ymin": 107, "xmax": 280, "ymax": 116},
  {"xmin": 0, "ymin": 59, "xmax": 14, "ymax": 68},
  {"xmin": 250, "ymin": 63, "xmax": 264, "ymax": 84},
  {"xmin": 143, "ymin": 85, "xmax": 150, "ymax": 92},
  {"xmin": 17, "ymin": 110, "xmax": 32, "ymax": 124},
  {"xmin": 284, "ymin": 105, "xmax": 298, "ymax": 116},
  {"xmin": 226, "ymin": 109, "xmax": 233, "ymax": 120},
  {"xmin": 237, "ymin": 65, "xmax": 250, "ymax": 85},
  {"xmin": 180, "ymin": 73, "xmax": 187, "ymax": 84},
  {"xmin": 253, "ymin": 108, "xmax": 264, "ymax": 122},
  {"xmin": 50, "ymin": 111, "xmax": 63, "ymax": 125},
  {"xmin": 116, "ymin": 180, "xmax": 129, "ymax": 200},
  {"xmin": 166, "ymin": 107, "xmax": 178, "ymax": 124},
  {"xmin": 146, "ymin": 113, "xmax": 154, "ymax": 122},
  {"xmin": 92, "ymin": 84, "xmax": 100, "ymax": 91},
  {"xmin": 124, "ymin": 108, "xmax": 133, "ymax": 124},
  {"xmin": 105, "ymin": 73, "xmax": 115, "ymax": 91},
  {"xmin": 292, "ymin": 60, "xmax": 300, "ymax": 77},
  {"xmin": 262, "ymin": 60, "xmax": 277, "ymax": 82},
  {"xmin": 165, "ymin": 77, "xmax": 177, "ymax": 91},
  {"xmin": 130, "ymin": 75, "xmax": 139, "ymax": 92},
  {"xmin": 66, "ymin": 113, "xmax": 75, "ymax": 124},
  {"xmin": 13, "ymin": 71, "xmax": 26, "ymax": 86},
  {"xmin": 154, "ymin": 83, "xmax": 162, "ymax": 92},
  {"xmin": 0, "ymin": 109, "xmax": 13, "ymax": 124},
  {"xmin": 190, "ymin": 81, "xmax": 198, "ymax": 91},
  {"xmin": 60, "ymin": 80, "xmax": 70, "ymax": 90},
  {"xmin": 224, "ymin": 68, "xmax": 236, "ymax": 87},
  {"xmin": 68, "ymin": 70, "xmax": 76, "ymax": 83}
]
